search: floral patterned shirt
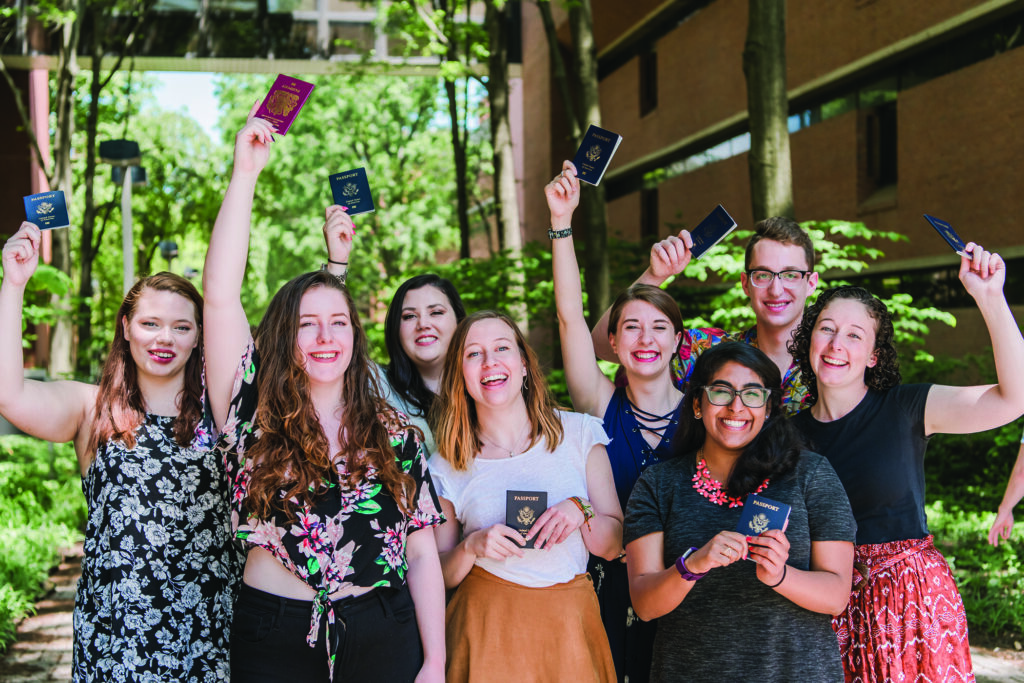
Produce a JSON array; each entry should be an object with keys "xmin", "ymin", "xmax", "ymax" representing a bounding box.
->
[
  {"xmin": 216, "ymin": 340, "xmax": 444, "ymax": 677},
  {"xmin": 674, "ymin": 326, "xmax": 810, "ymax": 415}
]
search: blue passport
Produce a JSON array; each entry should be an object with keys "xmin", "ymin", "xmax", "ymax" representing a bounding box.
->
[
  {"xmin": 23, "ymin": 191, "xmax": 70, "ymax": 230},
  {"xmin": 572, "ymin": 124, "xmax": 623, "ymax": 186},
  {"xmin": 689, "ymin": 204, "xmax": 738, "ymax": 259},
  {"xmin": 736, "ymin": 494, "xmax": 791, "ymax": 536},
  {"xmin": 329, "ymin": 168, "xmax": 375, "ymax": 216},
  {"xmin": 923, "ymin": 214, "xmax": 969, "ymax": 256}
]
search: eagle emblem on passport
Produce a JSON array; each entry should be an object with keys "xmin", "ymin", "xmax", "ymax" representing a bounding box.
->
[
  {"xmin": 342, "ymin": 182, "xmax": 359, "ymax": 198},
  {"xmin": 506, "ymin": 490, "xmax": 547, "ymax": 549},
  {"xmin": 516, "ymin": 506, "xmax": 537, "ymax": 528},
  {"xmin": 266, "ymin": 90, "xmax": 300, "ymax": 116},
  {"xmin": 37, "ymin": 202, "xmax": 54, "ymax": 215},
  {"xmin": 749, "ymin": 512, "xmax": 770, "ymax": 534},
  {"xmin": 586, "ymin": 144, "xmax": 602, "ymax": 162},
  {"xmin": 736, "ymin": 494, "xmax": 791, "ymax": 536}
]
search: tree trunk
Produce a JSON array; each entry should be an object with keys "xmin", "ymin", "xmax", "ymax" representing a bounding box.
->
[
  {"xmin": 485, "ymin": 0, "xmax": 521, "ymax": 256},
  {"xmin": 439, "ymin": 0, "xmax": 472, "ymax": 259},
  {"xmin": 535, "ymin": 0, "xmax": 579, "ymax": 141},
  {"xmin": 568, "ymin": 0, "xmax": 608, "ymax": 325},
  {"xmin": 742, "ymin": 0, "xmax": 793, "ymax": 220}
]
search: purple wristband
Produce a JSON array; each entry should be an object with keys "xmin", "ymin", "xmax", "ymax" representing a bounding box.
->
[{"xmin": 675, "ymin": 547, "xmax": 707, "ymax": 581}]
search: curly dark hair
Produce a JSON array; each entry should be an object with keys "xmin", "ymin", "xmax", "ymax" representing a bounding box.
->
[
  {"xmin": 788, "ymin": 285, "xmax": 901, "ymax": 404},
  {"xmin": 672, "ymin": 342, "xmax": 804, "ymax": 497}
]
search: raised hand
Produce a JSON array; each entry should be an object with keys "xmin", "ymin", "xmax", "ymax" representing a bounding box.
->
[
  {"xmin": 322, "ymin": 205, "xmax": 355, "ymax": 265},
  {"xmin": 232, "ymin": 101, "xmax": 275, "ymax": 179},
  {"xmin": 959, "ymin": 242, "xmax": 1005, "ymax": 302},
  {"xmin": 648, "ymin": 230, "xmax": 694, "ymax": 282},
  {"xmin": 1, "ymin": 222, "xmax": 42, "ymax": 289},
  {"xmin": 544, "ymin": 160, "xmax": 580, "ymax": 226}
]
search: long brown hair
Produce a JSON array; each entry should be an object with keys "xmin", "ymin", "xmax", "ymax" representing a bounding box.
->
[
  {"xmin": 89, "ymin": 272, "xmax": 204, "ymax": 458},
  {"xmin": 244, "ymin": 270, "xmax": 416, "ymax": 520},
  {"xmin": 432, "ymin": 310, "xmax": 565, "ymax": 471}
]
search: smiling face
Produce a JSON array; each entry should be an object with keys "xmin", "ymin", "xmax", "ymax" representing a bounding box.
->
[
  {"xmin": 460, "ymin": 317, "xmax": 527, "ymax": 410},
  {"xmin": 697, "ymin": 361, "xmax": 770, "ymax": 459},
  {"xmin": 808, "ymin": 297, "xmax": 878, "ymax": 392},
  {"xmin": 398, "ymin": 285, "xmax": 459, "ymax": 372},
  {"xmin": 610, "ymin": 299, "xmax": 682, "ymax": 380},
  {"xmin": 740, "ymin": 239, "xmax": 818, "ymax": 333},
  {"xmin": 294, "ymin": 286, "xmax": 354, "ymax": 387},
  {"xmin": 122, "ymin": 288, "xmax": 200, "ymax": 379}
]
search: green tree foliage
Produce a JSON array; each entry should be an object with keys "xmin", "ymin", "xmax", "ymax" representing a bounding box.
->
[{"xmin": 215, "ymin": 73, "xmax": 460, "ymax": 321}]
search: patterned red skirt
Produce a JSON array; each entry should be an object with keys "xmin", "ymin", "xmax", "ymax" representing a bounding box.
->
[{"xmin": 832, "ymin": 536, "xmax": 975, "ymax": 682}]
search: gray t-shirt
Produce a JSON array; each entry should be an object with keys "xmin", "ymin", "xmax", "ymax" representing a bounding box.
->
[{"xmin": 624, "ymin": 451, "xmax": 856, "ymax": 683}]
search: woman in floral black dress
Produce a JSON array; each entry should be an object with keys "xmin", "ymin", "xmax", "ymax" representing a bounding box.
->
[{"xmin": 0, "ymin": 222, "xmax": 239, "ymax": 681}]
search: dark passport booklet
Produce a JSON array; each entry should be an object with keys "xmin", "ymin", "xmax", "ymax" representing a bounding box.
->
[
  {"xmin": 506, "ymin": 490, "xmax": 547, "ymax": 549},
  {"xmin": 254, "ymin": 74, "xmax": 315, "ymax": 135},
  {"xmin": 736, "ymin": 494, "xmax": 791, "ymax": 536},
  {"xmin": 572, "ymin": 125, "xmax": 623, "ymax": 186},
  {"xmin": 923, "ymin": 214, "xmax": 969, "ymax": 256},
  {"xmin": 23, "ymin": 191, "xmax": 70, "ymax": 230},
  {"xmin": 689, "ymin": 204, "xmax": 738, "ymax": 260},
  {"xmin": 329, "ymin": 168, "xmax": 375, "ymax": 216}
]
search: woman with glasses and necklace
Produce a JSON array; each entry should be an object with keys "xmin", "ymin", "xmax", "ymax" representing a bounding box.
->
[
  {"xmin": 547, "ymin": 163, "xmax": 684, "ymax": 682},
  {"xmin": 625, "ymin": 342, "xmax": 856, "ymax": 682}
]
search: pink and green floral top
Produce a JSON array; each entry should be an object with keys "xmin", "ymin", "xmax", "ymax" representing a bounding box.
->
[{"xmin": 217, "ymin": 340, "xmax": 443, "ymax": 677}]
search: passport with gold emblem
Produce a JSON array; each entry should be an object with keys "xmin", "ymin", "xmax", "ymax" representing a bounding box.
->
[
  {"xmin": 736, "ymin": 494, "xmax": 791, "ymax": 536},
  {"xmin": 23, "ymin": 191, "xmax": 70, "ymax": 230},
  {"xmin": 572, "ymin": 124, "xmax": 623, "ymax": 186},
  {"xmin": 329, "ymin": 168, "xmax": 375, "ymax": 216},
  {"xmin": 506, "ymin": 490, "xmax": 547, "ymax": 549},
  {"xmin": 255, "ymin": 74, "xmax": 315, "ymax": 135}
]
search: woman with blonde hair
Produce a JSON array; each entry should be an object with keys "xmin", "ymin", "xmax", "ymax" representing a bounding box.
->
[{"xmin": 429, "ymin": 310, "xmax": 622, "ymax": 682}]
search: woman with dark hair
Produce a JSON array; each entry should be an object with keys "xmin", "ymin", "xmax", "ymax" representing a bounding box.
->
[
  {"xmin": 625, "ymin": 342, "xmax": 856, "ymax": 682},
  {"xmin": 429, "ymin": 310, "xmax": 622, "ymax": 682},
  {"xmin": 546, "ymin": 161, "xmax": 683, "ymax": 681},
  {"xmin": 203, "ymin": 110, "xmax": 446, "ymax": 682},
  {"xmin": 789, "ymin": 245, "xmax": 1024, "ymax": 683},
  {"xmin": 0, "ymin": 222, "xmax": 238, "ymax": 681},
  {"xmin": 380, "ymin": 272, "xmax": 466, "ymax": 453}
]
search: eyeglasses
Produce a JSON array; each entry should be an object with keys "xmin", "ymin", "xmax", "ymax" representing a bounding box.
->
[
  {"xmin": 746, "ymin": 269, "xmax": 811, "ymax": 288},
  {"xmin": 701, "ymin": 384, "xmax": 772, "ymax": 408}
]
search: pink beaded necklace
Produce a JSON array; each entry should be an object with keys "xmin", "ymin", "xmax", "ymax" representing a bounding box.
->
[{"xmin": 692, "ymin": 451, "xmax": 769, "ymax": 508}]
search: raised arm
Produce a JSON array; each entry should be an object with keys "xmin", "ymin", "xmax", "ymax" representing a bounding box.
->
[
  {"xmin": 924, "ymin": 245, "xmax": 1024, "ymax": 436},
  {"xmin": 204, "ymin": 107, "xmax": 274, "ymax": 429},
  {"xmin": 546, "ymin": 161, "xmax": 613, "ymax": 416},
  {"xmin": 321, "ymin": 205, "xmax": 354, "ymax": 281},
  {"xmin": 0, "ymin": 222, "xmax": 95, "ymax": 465},
  {"xmin": 590, "ymin": 229, "xmax": 694, "ymax": 362},
  {"xmin": 989, "ymin": 437, "xmax": 1024, "ymax": 546}
]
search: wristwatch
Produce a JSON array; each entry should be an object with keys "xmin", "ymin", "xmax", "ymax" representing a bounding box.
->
[{"xmin": 675, "ymin": 547, "xmax": 707, "ymax": 581}]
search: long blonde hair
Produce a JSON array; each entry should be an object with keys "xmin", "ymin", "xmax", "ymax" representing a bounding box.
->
[{"xmin": 432, "ymin": 311, "xmax": 564, "ymax": 471}]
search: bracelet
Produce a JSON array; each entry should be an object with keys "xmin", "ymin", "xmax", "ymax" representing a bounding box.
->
[
  {"xmin": 767, "ymin": 565, "xmax": 787, "ymax": 589},
  {"xmin": 327, "ymin": 257, "xmax": 348, "ymax": 266},
  {"xmin": 675, "ymin": 547, "xmax": 707, "ymax": 581},
  {"xmin": 320, "ymin": 263, "xmax": 348, "ymax": 285},
  {"xmin": 548, "ymin": 226, "xmax": 572, "ymax": 240},
  {"xmin": 568, "ymin": 496, "xmax": 594, "ymax": 531}
]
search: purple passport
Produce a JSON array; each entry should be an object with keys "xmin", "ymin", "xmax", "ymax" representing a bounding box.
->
[{"xmin": 255, "ymin": 75, "xmax": 315, "ymax": 135}]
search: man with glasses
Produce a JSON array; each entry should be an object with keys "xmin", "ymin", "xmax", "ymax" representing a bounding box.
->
[{"xmin": 592, "ymin": 216, "xmax": 818, "ymax": 414}]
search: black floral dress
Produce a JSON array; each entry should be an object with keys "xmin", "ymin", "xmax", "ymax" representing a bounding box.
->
[{"xmin": 72, "ymin": 414, "xmax": 241, "ymax": 682}]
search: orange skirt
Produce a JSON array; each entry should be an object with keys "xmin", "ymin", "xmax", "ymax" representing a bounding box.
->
[{"xmin": 446, "ymin": 566, "xmax": 616, "ymax": 683}]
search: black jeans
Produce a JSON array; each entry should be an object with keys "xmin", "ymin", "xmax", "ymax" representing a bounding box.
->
[{"xmin": 231, "ymin": 582, "xmax": 423, "ymax": 682}]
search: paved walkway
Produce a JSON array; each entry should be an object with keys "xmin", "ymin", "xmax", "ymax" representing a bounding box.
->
[{"xmin": 0, "ymin": 543, "xmax": 1022, "ymax": 682}]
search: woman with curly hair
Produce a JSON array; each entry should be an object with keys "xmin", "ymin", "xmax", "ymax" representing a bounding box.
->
[
  {"xmin": 625, "ymin": 342, "xmax": 856, "ymax": 682},
  {"xmin": 788, "ymin": 244, "xmax": 1024, "ymax": 682},
  {"xmin": 0, "ymin": 223, "xmax": 238, "ymax": 681},
  {"xmin": 203, "ymin": 109, "xmax": 446, "ymax": 682},
  {"xmin": 429, "ymin": 310, "xmax": 623, "ymax": 682}
]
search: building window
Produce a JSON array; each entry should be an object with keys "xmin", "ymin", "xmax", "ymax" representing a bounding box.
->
[
  {"xmin": 641, "ymin": 186, "xmax": 659, "ymax": 240},
  {"xmin": 640, "ymin": 48, "xmax": 657, "ymax": 117},
  {"xmin": 858, "ymin": 100, "xmax": 898, "ymax": 205}
]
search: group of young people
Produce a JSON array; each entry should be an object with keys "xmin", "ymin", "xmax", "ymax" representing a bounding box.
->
[{"xmin": 0, "ymin": 110, "xmax": 1021, "ymax": 683}]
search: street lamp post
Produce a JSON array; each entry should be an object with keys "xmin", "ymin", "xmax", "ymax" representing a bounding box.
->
[{"xmin": 99, "ymin": 140, "xmax": 143, "ymax": 295}]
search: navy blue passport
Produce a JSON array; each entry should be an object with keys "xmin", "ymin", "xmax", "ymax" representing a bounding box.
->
[
  {"xmin": 23, "ymin": 191, "xmax": 70, "ymax": 230},
  {"xmin": 329, "ymin": 168, "xmax": 375, "ymax": 216},
  {"xmin": 506, "ymin": 490, "xmax": 547, "ymax": 549},
  {"xmin": 689, "ymin": 205, "xmax": 738, "ymax": 259},
  {"xmin": 923, "ymin": 214, "xmax": 968, "ymax": 256},
  {"xmin": 736, "ymin": 494, "xmax": 791, "ymax": 536},
  {"xmin": 572, "ymin": 125, "xmax": 623, "ymax": 186}
]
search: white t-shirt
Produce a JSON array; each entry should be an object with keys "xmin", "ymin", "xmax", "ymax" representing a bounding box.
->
[{"xmin": 428, "ymin": 410, "xmax": 610, "ymax": 587}]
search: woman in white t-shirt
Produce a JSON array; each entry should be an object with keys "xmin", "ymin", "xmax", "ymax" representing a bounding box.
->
[{"xmin": 429, "ymin": 310, "xmax": 622, "ymax": 682}]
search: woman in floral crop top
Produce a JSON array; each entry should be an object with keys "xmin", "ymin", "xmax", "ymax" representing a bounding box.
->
[{"xmin": 203, "ymin": 108, "xmax": 446, "ymax": 682}]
